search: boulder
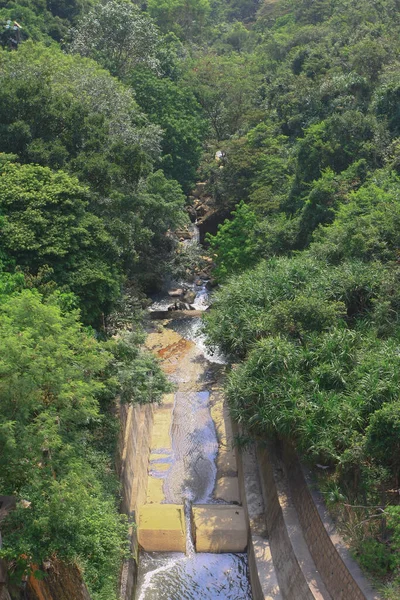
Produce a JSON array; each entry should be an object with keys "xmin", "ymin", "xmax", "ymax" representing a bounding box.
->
[
  {"xmin": 183, "ymin": 290, "xmax": 196, "ymax": 304},
  {"xmin": 170, "ymin": 300, "xmax": 190, "ymax": 311},
  {"xmin": 192, "ymin": 182, "xmax": 207, "ymax": 198},
  {"xmin": 186, "ymin": 206, "xmax": 197, "ymax": 222},
  {"xmin": 197, "ymin": 270, "xmax": 210, "ymax": 280},
  {"xmin": 206, "ymin": 279, "xmax": 218, "ymax": 290},
  {"xmin": 168, "ymin": 288, "xmax": 184, "ymax": 297},
  {"xmin": 176, "ymin": 229, "xmax": 193, "ymax": 240},
  {"xmin": 195, "ymin": 203, "xmax": 207, "ymax": 217}
]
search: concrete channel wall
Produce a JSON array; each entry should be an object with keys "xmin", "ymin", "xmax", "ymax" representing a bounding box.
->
[
  {"xmin": 282, "ymin": 443, "xmax": 380, "ymax": 600},
  {"xmin": 256, "ymin": 446, "xmax": 315, "ymax": 600},
  {"xmin": 251, "ymin": 440, "xmax": 380, "ymax": 600},
  {"xmin": 117, "ymin": 401, "xmax": 154, "ymax": 600},
  {"xmin": 233, "ymin": 421, "xmax": 282, "ymax": 600}
]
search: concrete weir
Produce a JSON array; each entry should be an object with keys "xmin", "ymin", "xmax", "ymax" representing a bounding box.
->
[
  {"xmin": 137, "ymin": 504, "xmax": 247, "ymax": 554},
  {"xmin": 138, "ymin": 505, "xmax": 186, "ymax": 553}
]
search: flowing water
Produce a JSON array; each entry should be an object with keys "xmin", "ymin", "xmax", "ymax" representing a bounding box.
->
[
  {"xmin": 167, "ymin": 318, "xmax": 226, "ymax": 365},
  {"xmin": 136, "ymin": 552, "xmax": 251, "ymax": 600},
  {"xmin": 163, "ymin": 390, "xmax": 218, "ymax": 504},
  {"xmin": 136, "ymin": 225, "xmax": 252, "ymax": 600}
]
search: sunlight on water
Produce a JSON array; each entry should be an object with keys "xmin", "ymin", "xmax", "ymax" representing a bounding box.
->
[
  {"xmin": 164, "ymin": 391, "xmax": 218, "ymax": 504},
  {"xmin": 167, "ymin": 317, "xmax": 226, "ymax": 364}
]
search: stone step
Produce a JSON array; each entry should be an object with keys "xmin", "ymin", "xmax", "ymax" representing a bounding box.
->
[
  {"xmin": 138, "ymin": 504, "xmax": 186, "ymax": 552},
  {"xmin": 192, "ymin": 505, "xmax": 247, "ymax": 553}
]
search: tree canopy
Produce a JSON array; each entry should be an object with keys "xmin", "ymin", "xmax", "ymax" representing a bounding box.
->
[{"xmin": 3, "ymin": 0, "xmax": 400, "ymax": 594}]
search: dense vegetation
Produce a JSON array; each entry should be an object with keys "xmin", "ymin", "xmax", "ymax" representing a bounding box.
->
[
  {"xmin": 0, "ymin": 2, "xmax": 193, "ymax": 598},
  {"xmin": 2, "ymin": 0, "xmax": 400, "ymax": 596},
  {"xmin": 199, "ymin": 0, "xmax": 400, "ymax": 594}
]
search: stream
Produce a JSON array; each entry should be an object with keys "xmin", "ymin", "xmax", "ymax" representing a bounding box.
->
[{"xmin": 135, "ymin": 226, "xmax": 252, "ymax": 600}]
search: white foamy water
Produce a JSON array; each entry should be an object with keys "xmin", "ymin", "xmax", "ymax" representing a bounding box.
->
[
  {"xmin": 136, "ymin": 552, "xmax": 252, "ymax": 600},
  {"xmin": 191, "ymin": 283, "xmax": 210, "ymax": 311},
  {"xmin": 167, "ymin": 317, "xmax": 226, "ymax": 364}
]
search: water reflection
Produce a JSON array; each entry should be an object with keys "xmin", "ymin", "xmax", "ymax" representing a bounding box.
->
[{"xmin": 136, "ymin": 552, "xmax": 252, "ymax": 600}]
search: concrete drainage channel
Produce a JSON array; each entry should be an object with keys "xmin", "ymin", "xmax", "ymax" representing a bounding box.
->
[
  {"xmin": 118, "ymin": 314, "xmax": 380, "ymax": 600},
  {"xmin": 134, "ymin": 318, "xmax": 252, "ymax": 599}
]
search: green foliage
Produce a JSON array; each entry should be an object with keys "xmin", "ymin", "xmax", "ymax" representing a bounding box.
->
[
  {"xmin": 107, "ymin": 331, "xmax": 172, "ymax": 405},
  {"xmin": 129, "ymin": 67, "xmax": 207, "ymax": 191},
  {"xmin": 184, "ymin": 52, "xmax": 261, "ymax": 140},
  {"xmin": 129, "ymin": 170, "xmax": 188, "ymax": 287},
  {"xmin": 204, "ymin": 254, "xmax": 386, "ymax": 358},
  {"xmin": 0, "ymin": 288, "xmax": 123, "ymax": 598},
  {"xmin": 311, "ymin": 172, "xmax": 400, "ymax": 264},
  {"xmin": 365, "ymin": 402, "xmax": 400, "ymax": 479},
  {"xmin": 0, "ymin": 161, "xmax": 120, "ymax": 324},
  {"xmin": 212, "ymin": 0, "xmax": 260, "ymax": 22},
  {"xmin": 207, "ymin": 201, "xmax": 259, "ymax": 279},
  {"xmin": 0, "ymin": 43, "xmax": 187, "ymax": 301},
  {"xmin": 147, "ymin": 0, "xmax": 210, "ymax": 39},
  {"xmin": 353, "ymin": 539, "xmax": 394, "ymax": 577},
  {"xmin": 0, "ymin": 0, "xmax": 93, "ymax": 43},
  {"xmin": 386, "ymin": 507, "xmax": 400, "ymax": 572},
  {"xmin": 204, "ymin": 123, "xmax": 291, "ymax": 210},
  {"xmin": 0, "ymin": 43, "xmax": 161, "ymax": 179},
  {"xmin": 0, "ymin": 280, "xmax": 169, "ymax": 598},
  {"xmin": 70, "ymin": 0, "xmax": 159, "ymax": 78}
]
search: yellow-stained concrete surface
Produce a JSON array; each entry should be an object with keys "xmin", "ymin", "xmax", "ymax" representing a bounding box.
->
[
  {"xmin": 193, "ymin": 505, "xmax": 247, "ymax": 553},
  {"xmin": 150, "ymin": 393, "xmax": 174, "ymax": 448},
  {"xmin": 214, "ymin": 476, "xmax": 240, "ymax": 504},
  {"xmin": 146, "ymin": 392, "xmax": 174, "ymax": 503},
  {"xmin": 216, "ymin": 447, "xmax": 238, "ymax": 474},
  {"xmin": 210, "ymin": 392, "xmax": 240, "ymax": 503},
  {"xmin": 146, "ymin": 478, "xmax": 164, "ymax": 504},
  {"xmin": 138, "ymin": 504, "xmax": 186, "ymax": 552}
]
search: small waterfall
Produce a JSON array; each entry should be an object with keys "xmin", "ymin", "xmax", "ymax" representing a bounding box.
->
[
  {"xmin": 183, "ymin": 496, "xmax": 195, "ymax": 557},
  {"xmin": 149, "ymin": 223, "xmax": 211, "ymax": 313}
]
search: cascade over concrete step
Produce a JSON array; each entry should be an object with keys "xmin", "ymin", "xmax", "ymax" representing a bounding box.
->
[{"xmin": 138, "ymin": 503, "xmax": 248, "ymax": 554}]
